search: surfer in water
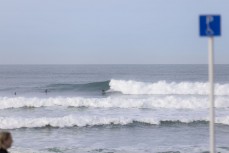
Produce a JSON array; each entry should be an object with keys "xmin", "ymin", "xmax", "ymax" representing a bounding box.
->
[
  {"xmin": 14, "ymin": 92, "xmax": 16, "ymax": 96},
  {"xmin": 102, "ymin": 89, "xmax": 106, "ymax": 95},
  {"xmin": 0, "ymin": 131, "xmax": 13, "ymax": 153},
  {"xmin": 45, "ymin": 89, "xmax": 48, "ymax": 95}
]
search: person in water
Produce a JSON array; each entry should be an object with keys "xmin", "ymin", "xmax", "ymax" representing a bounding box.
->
[
  {"xmin": 0, "ymin": 131, "xmax": 13, "ymax": 153},
  {"xmin": 102, "ymin": 89, "xmax": 106, "ymax": 95},
  {"xmin": 45, "ymin": 89, "xmax": 48, "ymax": 95}
]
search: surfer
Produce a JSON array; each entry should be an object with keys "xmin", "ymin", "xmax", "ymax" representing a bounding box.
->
[
  {"xmin": 45, "ymin": 89, "xmax": 48, "ymax": 95},
  {"xmin": 0, "ymin": 131, "xmax": 13, "ymax": 153},
  {"xmin": 102, "ymin": 89, "xmax": 106, "ymax": 95},
  {"xmin": 14, "ymin": 92, "xmax": 16, "ymax": 96}
]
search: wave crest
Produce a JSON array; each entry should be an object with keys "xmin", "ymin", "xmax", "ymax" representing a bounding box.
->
[
  {"xmin": 109, "ymin": 79, "xmax": 229, "ymax": 95},
  {"xmin": 1, "ymin": 115, "xmax": 229, "ymax": 129},
  {"xmin": 1, "ymin": 96, "xmax": 229, "ymax": 110}
]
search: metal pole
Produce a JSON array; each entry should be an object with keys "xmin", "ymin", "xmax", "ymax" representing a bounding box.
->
[{"xmin": 209, "ymin": 36, "xmax": 215, "ymax": 153}]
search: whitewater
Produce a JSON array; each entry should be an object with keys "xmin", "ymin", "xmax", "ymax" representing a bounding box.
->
[
  {"xmin": 1, "ymin": 95, "xmax": 229, "ymax": 109},
  {"xmin": 109, "ymin": 79, "xmax": 229, "ymax": 95},
  {"xmin": 1, "ymin": 65, "xmax": 229, "ymax": 153}
]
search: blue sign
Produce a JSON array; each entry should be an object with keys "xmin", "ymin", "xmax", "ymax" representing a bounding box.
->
[{"xmin": 200, "ymin": 15, "xmax": 221, "ymax": 37}]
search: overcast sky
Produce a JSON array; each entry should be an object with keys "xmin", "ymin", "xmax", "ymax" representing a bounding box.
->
[{"xmin": 0, "ymin": 0, "xmax": 228, "ymax": 64}]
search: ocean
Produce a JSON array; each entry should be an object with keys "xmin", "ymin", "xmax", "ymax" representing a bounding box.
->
[{"xmin": 0, "ymin": 65, "xmax": 229, "ymax": 153}]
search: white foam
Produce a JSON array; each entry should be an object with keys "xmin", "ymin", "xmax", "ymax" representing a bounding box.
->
[
  {"xmin": 1, "ymin": 114, "xmax": 229, "ymax": 129},
  {"xmin": 0, "ymin": 115, "xmax": 156, "ymax": 129},
  {"xmin": 0, "ymin": 96, "xmax": 229, "ymax": 110},
  {"xmin": 109, "ymin": 79, "xmax": 229, "ymax": 95}
]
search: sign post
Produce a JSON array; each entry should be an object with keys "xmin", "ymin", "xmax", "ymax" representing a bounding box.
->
[{"xmin": 199, "ymin": 15, "xmax": 221, "ymax": 153}]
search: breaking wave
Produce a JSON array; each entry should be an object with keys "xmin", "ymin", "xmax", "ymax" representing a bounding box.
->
[
  {"xmin": 1, "ymin": 96, "xmax": 229, "ymax": 109},
  {"xmin": 1, "ymin": 115, "xmax": 229, "ymax": 129},
  {"xmin": 3, "ymin": 79, "xmax": 229, "ymax": 95},
  {"xmin": 109, "ymin": 79, "xmax": 229, "ymax": 95}
]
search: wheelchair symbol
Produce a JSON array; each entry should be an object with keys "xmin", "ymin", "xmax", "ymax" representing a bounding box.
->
[{"xmin": 206, "ymin": 16, "xmax": 214, "ymax": 35}]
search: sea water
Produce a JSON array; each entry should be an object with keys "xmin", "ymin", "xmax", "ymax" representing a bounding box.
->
[{"xmin": 0, "ymin": 65, "xmax": 229, "ymax": 153}]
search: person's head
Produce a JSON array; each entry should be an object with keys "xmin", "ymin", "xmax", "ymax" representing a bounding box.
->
[{"xmin": 0, "ymin": 131, "xmax": 13, "ymax": 149}]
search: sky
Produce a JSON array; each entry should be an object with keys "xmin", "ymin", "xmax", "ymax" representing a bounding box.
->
[{"xmin": 0, "ymin": 0, "xmax": 228, "ymax": 64}]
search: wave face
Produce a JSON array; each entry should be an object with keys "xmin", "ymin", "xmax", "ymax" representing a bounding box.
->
[
  {"xmin": 1, "ymin": 96, "xmax": 229, "ymax": 110},
  {"xmin": 46, "ymin": 80, "xmax": 110, "ymax": 92},
  {"xmin": 1, "ymin": 115, "xmax": 229, "ymax": 129},
  {"xmin": 109, "ymin": 79, "xmax": 229, "ymax": 95}
]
